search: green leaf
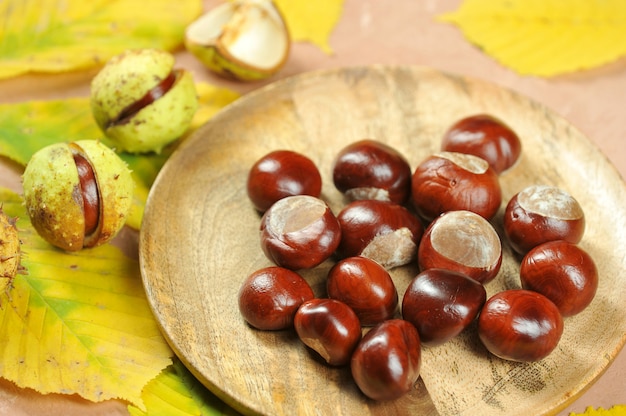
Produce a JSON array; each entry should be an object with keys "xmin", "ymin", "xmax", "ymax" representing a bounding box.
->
[
  {"xmin": 0, "ymin": 0, "xmax": 203, "ymax": 79},
  {"xmin": 0, "ymin": 187, "xmax": 172, "ymax": 407},
  {"xmin": 439, "ymin": 0, "xmax": 626, "ymax": 77},
  {"xmin": 0, "ymin": 98, "xmax": 99, "ymax": 166},
  {"xmin": 128, "ymin": 358, "xmax": 241, "ymax": 416}
]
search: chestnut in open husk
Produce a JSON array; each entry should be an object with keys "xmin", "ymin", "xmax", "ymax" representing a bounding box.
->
[
  {"xmin": 90, "ymin": 48, "xmax": 198, "ymax": 154},
  {"xmin": 22, "ymin": 140, "xmax": 134, "ymax": 251}
]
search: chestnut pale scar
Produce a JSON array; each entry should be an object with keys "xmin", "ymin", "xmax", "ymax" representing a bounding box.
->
[{"xmin": 518, "ymin": 185, "xmax": 583, "ymax": 220}]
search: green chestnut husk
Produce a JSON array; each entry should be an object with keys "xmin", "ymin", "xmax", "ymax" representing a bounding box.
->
[
  {"xmin": 22, "ymin": 140, "xmax": 134, "ymax": 251},
  {"xmin": 90, "ymin": 48, "xmax": 199, "ymax": 154},
  {"xmin": 184, "ymin": 0, "xmax": 290, "ymax": 81}
]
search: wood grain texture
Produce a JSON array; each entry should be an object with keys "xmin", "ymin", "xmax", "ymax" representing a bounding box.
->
[{"xmin": 139, "ymin": 66, "xmax": 626, "ymax": 416}]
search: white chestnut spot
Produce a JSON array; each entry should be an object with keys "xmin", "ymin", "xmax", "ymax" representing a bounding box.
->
[
  {"xmin": 267, "ymin": 195, "xmax": 327, "ymax": 234},
  {"xmin": 345, "ymin": 187, "xmax": 391, "ymax": 202},
  {"xmin": 436, "ymin": 151, "xmax": 489, "ymax": 174},
  {"xmin": 429, "ymin": 210, "xmax": 501, "ymax": 268},
  {"xmin": 260, "ymin": 195, "xmax": 341, "ymax": 269},
  {"xmin": 518, "ymin": 185, "xmax": 583, "ymax": 220}
]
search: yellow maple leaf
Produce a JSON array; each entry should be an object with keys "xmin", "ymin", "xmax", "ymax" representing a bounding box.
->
[
  {"xmin": 0, "ymin": 187, "xmax": 173, "ymax": 408},
  {"xmin": 274, "ymin": 0, "xmax": 345, "ymax": 54},
  {"xmin": 0, "ymin": 0, "xmax": 203, "ymax": 79},
  {"xmin": 440, "ymin": 0, "xmax": 626, "ymax": 77}
]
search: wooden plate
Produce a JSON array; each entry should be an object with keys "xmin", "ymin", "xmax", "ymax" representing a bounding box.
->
[{"xmin": 139, "ymin": 66, "xmax": 626, "ymax": 416}]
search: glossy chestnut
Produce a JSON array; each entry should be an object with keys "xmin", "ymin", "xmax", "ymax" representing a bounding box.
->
[
  {"xmin": 336, "ymin": 200, "xmax": 424, "ymax": 269},
  {"xmin": 402, "ymin": 268, "xmax": 486, "ymax": 346},
  {"xmin": 327, "ymin": 256, "xmax": 398, "ymax": 326},
  {"xmin": 478, "ymin": 289, "xmax": 563, "ymax": 362},
  {"xmin": 332, "ymin": 139, "xmax": 412, "ymax": 205},
  {"xmin": 418, "ymin": 210, "xmax": 502, "ymax": 284},
  {"xmin": 260, "ymin": 195, "xmax": 341, "ymax": 270},
  {"xmin": 441, "ymin": 114, "xmax": 522, "ymax": 174},
  {"xmin": 411, "ymin": 152, "xmax": 502, "ymax": 222},
  {"xmin": 504, "ymin": 185, "xmax": 585, "ymax": 255},
  {"xmin": 238, "ymin": 266, "xmax": 315, "ymax": 330},
  {"xmin": 520, "ymin": 240, "xmax": 598, "ymax": 317},
  {"xmin": 351, "ymin": 319, "xmax": 421, "ymax": 401},
  {"xmin": 247, "ymin": 150, "xmax": 322, "ymax": 212},
  {"xmin": 294, "ymin": 298, "xmax": 362, "ymax": 366}
]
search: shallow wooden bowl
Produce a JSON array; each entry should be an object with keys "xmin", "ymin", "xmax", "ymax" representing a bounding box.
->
[{"xmin": 139, "ymin": 66, "xmax": 626, "ymax": 416}]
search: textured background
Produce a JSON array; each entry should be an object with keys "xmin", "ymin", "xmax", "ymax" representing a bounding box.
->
[{"xmin": 0, "ymin": 0, "xmax": 624, "ymax": 414}]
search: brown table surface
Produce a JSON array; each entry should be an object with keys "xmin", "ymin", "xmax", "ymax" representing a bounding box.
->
[{"xmin": 0, "ymin": 1, "xmax": 624, "ymax": 415}]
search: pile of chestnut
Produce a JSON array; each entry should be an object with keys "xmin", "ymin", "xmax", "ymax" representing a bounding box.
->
[{"xmin": 238, "ymin": 114, "xmax": 598, "ymax": 401}]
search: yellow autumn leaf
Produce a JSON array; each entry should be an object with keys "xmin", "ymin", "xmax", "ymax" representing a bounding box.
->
[
  {"xmin": 274, "ymin": 0, "xmax": 345, "ymax": 54},
  {"xmin": 0, "ymin": 0, "xmax": 203, "ymax": 79},
  {"xmin": 439, "ymin": 0, "xmax": 626, "ymax": 77},
  {"xmin": 0, "ymin": 187, "xmax": 172, "ymax": 408},
  {"xmin": 571, "ymin": 405, "xmax": 626, "ymax": 416},
  {"xmin": 189, "ymin": 83, "xmax": 242, "ymax": 133}
]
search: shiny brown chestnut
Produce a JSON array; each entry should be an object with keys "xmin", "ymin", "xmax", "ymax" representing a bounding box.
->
[
  {"xmin": 247, "ymin": 150, "xmax": 322, "ymax": 212},
  {"xmin": 238, "ymin": 266, "xmax": 315, "ymax": 330},
  {"xmin": 478, "ymin": 289, "xmax": 563, "ymax": 362},
  {"xmin": 411, "ymin": 152, "xmax": 502, "ymax": 222},
  {"xmin": 441, "ymin": 114, "xmax": 522, "ymax": 174},
  {"xmin": 294, "ymin": 298, "xmax": 362, "ymax": 366},
  {"xmin": 520, "ymin": 240, "xmax": 598, "ymax": 317},
  {"xmin": 418, "ymin": 210, "xmax": 502, "ymax": 284},
  {"xmin": 336, "ymin": 200, "xmax": 424, "ymax": 269},
  {"xmin": 327, "ymin": 256, "xmax": 398, "ymax": 326},
  {"xmin": 332, "ymin": 139, "xmax": 412, "ymax": 205},
  {"xmin": 402, "ymin": 268, "xmax": 486, "ymax": 346},
  {"xmin": 503, "ymin": 185, "xmax": 585, "ymax": 255},
  {"xmin": 351, "ymin": 319, "xmax": 421, "ymax": 401},
  {"xmin": 260, "ymin": 195, "xmax": 341, "ymax": 270}
]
